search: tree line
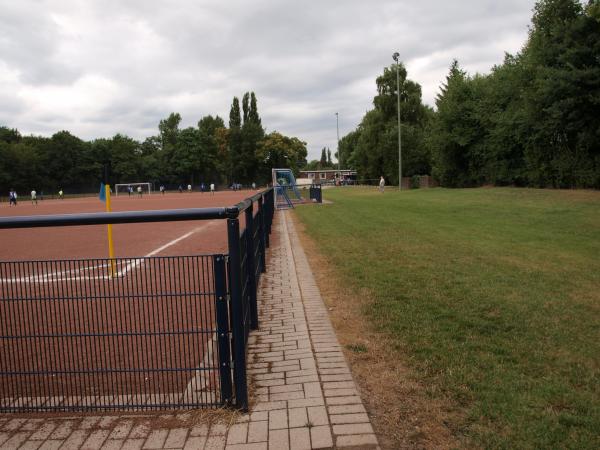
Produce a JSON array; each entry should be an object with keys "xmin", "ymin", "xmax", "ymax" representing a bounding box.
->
[
  {"xmin": 0, "ymin": 92, "xmax": 308, "ymax": 194},
  {"xmin": 342, "ymin": 0, "xmax": 600, "ymax": 188},
  {"xmin": 304, "ymin": 147, "xmax": 337, "ymax": 171}
]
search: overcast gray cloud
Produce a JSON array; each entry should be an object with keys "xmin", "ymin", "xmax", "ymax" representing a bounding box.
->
[{"xmin": 0, "ymin": 0, "xmax": 537, "ymax": 160}]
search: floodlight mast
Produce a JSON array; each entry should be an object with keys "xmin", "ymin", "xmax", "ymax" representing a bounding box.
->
[
  {"xmin": 335, "ymin": 112, "xmax": 340, "ymax": 180},
  {"xmin": 393, "ymin": 52, "xmax": 402, "ymax": 191}
]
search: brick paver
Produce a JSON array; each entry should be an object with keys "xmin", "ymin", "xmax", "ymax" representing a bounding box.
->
[
  {"xmin": 0, "ymin": 211, "xmax": 378, "ymax": 449},
  {"xmin": 81, "ymin": 430, "xmax": 110, "ymax": 450}
]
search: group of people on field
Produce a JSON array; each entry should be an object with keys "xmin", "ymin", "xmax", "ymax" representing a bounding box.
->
[
  {"xmin": 126, "ymin": 185, "xmax": 144, "ymax": 197},
  {"xmin": 7, "ymin": 189, "xmax": 63, "ymax": 205},
  {"xmin": 7, "ymin": 180, "xmax": 258, "ymax": 205},
  {"xmin": 177, "ymin": 183, "xmax": 216, "ymax": 194}
]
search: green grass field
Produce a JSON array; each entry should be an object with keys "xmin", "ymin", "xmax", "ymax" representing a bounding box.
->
[{"xmin": 294, "ymin": 187, "xmax": 600, "ymax": 449}]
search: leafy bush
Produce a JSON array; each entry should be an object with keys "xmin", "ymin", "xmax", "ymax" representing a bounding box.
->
[{"xmin": 410, "ymin": 174, "xmax": 421, "ymax": 189}]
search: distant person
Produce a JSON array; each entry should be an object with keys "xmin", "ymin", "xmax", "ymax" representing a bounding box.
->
[
  {"xmin": 160, "ymin": 185, "xmax": 165, "ymax": 195},
  {"xmin": 178, "ymin": 185, "xmax": 183, "ymax": 193},
  {"xmin": 210, "ymin": 183, "xmax": 215, "ymax": 195},
  {"xmin": 379, "ymin": 176, "xmax": 385, "ymax": 193},
  {"xmin": 200, "ymin": 183, "xmax": 205, "ymax": 193},
  {"xmin": 9, "ymin": 189, "xmax": 17, "ymax": 206},
  {"xmin": 128, "ymin": 185, "xmax": 133, "ymax": 196},
  {"xmin": 31, "ymin": 189, "xmax": 37, "ymax": 204},
  {"xmin": 187, "ymin": 184, "xmax": 192, "ymax": 193},
  {"xmin": 137, "ymin": 185, "xmax": 143, "ymax": 197},
  {"xmin": 58, "ymin": 189, "xmax": 64, "ymax": 200},
  {"xmin": 252, "ymin": 182, "xmax": 256, "ymax": 190}
]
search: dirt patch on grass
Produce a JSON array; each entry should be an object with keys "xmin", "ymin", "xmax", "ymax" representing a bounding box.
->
[{"xmin": 291, "ymin": 213, "xmax": 466, "ymax": 449}]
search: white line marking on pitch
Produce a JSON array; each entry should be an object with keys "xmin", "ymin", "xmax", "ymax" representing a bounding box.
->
[
  {"xmin": 144, "ymin": 222, "xmax": 213, "ymax": 257},
  {"xmin": 0, "ymin": 221, "xmax": 218, "ymax": 283}
]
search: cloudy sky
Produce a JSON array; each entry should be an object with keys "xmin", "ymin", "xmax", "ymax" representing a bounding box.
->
[{"xmin": 0, "ymin": 0, "xmax": 537, "ymax": 160}]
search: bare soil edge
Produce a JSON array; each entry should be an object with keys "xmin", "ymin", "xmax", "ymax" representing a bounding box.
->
[{"xmin": 290, "ymin": 212, "xmax": 468, "ymax": 450}]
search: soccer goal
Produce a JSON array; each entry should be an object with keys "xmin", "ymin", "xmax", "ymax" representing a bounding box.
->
[{"xmin": 115, "ymin": 183, "xmax": 152, "ymax": 196}]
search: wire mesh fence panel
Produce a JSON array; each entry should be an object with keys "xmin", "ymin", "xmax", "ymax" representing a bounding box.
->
[
  {"xmin": 238, "ymin": 229, "xmax": 251, "ymax": 343},
  {"xmin": 0, "ymin": 255, "xmax": 222, "ymax": 412}
]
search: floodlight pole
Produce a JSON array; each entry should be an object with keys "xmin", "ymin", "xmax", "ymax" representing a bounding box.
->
[
  {"xmin": 393, "ymin": 52, "xmax": 402, "ymax": 191},
  {"xmin": 335, "ymin": 112, "xmax": 340, "ymax": 183}
]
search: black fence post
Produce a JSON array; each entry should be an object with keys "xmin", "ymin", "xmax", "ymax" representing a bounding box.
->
[
  {"xmin": 257, "ymin": 196, "xmax": 266, "ymax": 273},
  {"xmin": 264, "ymin": 189, "xmax": 272, "ymax": 247},
  {"xmin": 245, "ymin": 203, "xmax": 259, "ymax": 330},
  {"xmin": 213, "ymin": 254, "xmax": 233, "ymax": 405},
  {"xmin": 227, "ymin": 216, "xmax": 248, "ymax": 410}
]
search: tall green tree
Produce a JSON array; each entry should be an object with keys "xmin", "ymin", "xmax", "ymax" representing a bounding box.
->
[
  {"xmin": 173, "ymin": 127, "xmax": 202, "ymax": 184},
  {"xmin": 427, "ymin": 0, "xmax": 600, "ymax": 188},
  {"xmin": 343, "ymin": 62, "xmax": 431, "ymax": 184},
  {"xmin": 240, "ymin": 92, "xmax": 264, "ymax": 183},
  {"xmin": 249, "ymin": 92, "xmax": 261, "ymax": 126},
  {"xmin": 139, "ymin": 136, "xmax": 162, "ymax": 184},
  {"xmin": 228, "ymin": 97, "xmax": 242, "ymax": 183},
  {"xmin": 242, "ymin": 93, "xmax": 250, "ymax": 124},
  {"xmin": 319, "ymin": 148, "xmax": 327, "ymax": 168},
  {"xmin": 256, "ymin": 132, "xmax": 307, "ymax": 181},
  {"xmin": 429, "ymin": 60, "xmax": 487, "ymax": 187},
  {"xmin": 0, "ymin": 126, "xmax": 21, "ymax": 144},
  {"xmin": 158, "ymin": 112, "xmax": 182, "ymax": 182},
  {"xmin": 110, "ymin": 134, "xmax": 141, "ymax": 183},
  {"xmin": 197, "ymin": 115, "xmax": 225, "ymax": 183},
  {"xmin": 521, "ymin": 0, "xmax": 600, "ymax": 187},
  {"xmin": 158, "ymin": 112, "xmax": 181, "ymax": 148},
  {"xmin": 338, "ymin": 130, "xmax": 360, "ymax": 171},
  {"xmin": 45, "ymin": 131, "xmax": 91, "ymax": 190},
  {"xmin": 0, "ymin": 141, "xmax": 43, "ymax": 193}
]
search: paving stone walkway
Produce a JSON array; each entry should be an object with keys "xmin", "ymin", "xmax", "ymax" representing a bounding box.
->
[{"xmin": 0, "ymin": 211, "xmax": 379, "ymax": 450}]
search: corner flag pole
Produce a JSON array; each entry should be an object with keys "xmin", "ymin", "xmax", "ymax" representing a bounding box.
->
[
  {"xmin": 103, "ymin": 163, "xmax": 117, "ymax": 277},
  {"xmin": 105, "ymin": 184, "xmax": 117, "ymax": 277}
]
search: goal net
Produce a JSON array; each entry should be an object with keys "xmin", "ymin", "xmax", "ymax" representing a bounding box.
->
[{"xmin": 115, "ymin": 183, "xmax": 152, "ymax": 196}]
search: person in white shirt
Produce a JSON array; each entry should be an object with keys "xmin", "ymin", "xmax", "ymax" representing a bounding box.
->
[
  {"xmin": 210, "ymin": 183, "xmax": 215, "ymax": 195},
  {"xmin": 379, "ymin": 176, "xmax": 385, "ymax": 193},
  {"xmin": 31, "ymin": 190, "xmax": 37, "ymax": 204}
]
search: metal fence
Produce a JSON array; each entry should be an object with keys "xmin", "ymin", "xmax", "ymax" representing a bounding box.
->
[
  {"xmin": 0, "ymin": 188, "xmax": 274, "ymax": 412},
  {"xmin": 275, "ymin": 183, "xmax": 322, "ymax": 209}
]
